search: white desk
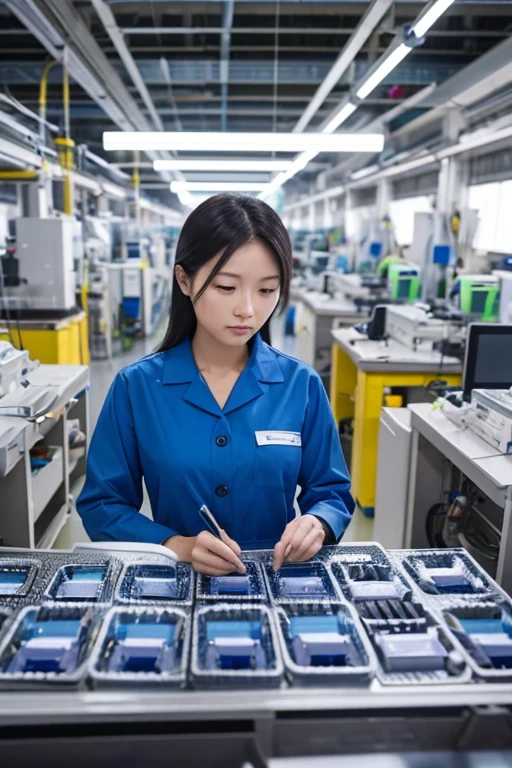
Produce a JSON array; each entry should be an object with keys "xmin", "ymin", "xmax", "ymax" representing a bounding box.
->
[
  {"xmin": 330, "ymin": 330, "xmax": 462, "ymax": 516},
  {"xmin": 0, "ymin": 364, "xmax": 90, "ymax": 549},
  {"xmin": 293, "ymin": 292, "xmax": 368, "ymax": 390},
  {"xmin": 405, "ymin": 403, "xmax": 512, "ymax": 593},
  {"xmin": 331, "ymin": 327, "xmax": 462, "ymax": 374}
]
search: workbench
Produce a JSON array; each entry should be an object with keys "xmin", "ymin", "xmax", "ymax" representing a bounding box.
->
[
  {"xmin": 0, "ymin": 537, "xmax": 511, "ymax": 764},
  {"xmin": 1, "ymin": 679, "xmax": 511, "ymax": 765},
  {"xmin": 0, "ymin": 310, "xmax": 89, "ymax": 365},
  {"xmin": 405, "ymin": 402, "xmax": 512, "ymax": 594},
  {"xmin": 293, "ymin": 290, "xmax": 368, "ymax": 390},
  {"xmin": 330, "ymin": 327, "xmax": 462, "ymax": 516},
  {"xmin": 0, "ymin": 364, "xmax": 89, "ymax": 549}
]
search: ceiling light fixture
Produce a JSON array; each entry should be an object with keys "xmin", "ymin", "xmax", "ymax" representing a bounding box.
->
[
  {"xmin": 412, "ymin": 0, "xmax": 455, "ymax": 39},
  {"xmin": 154, "ymin": 159, "xmax": 292, "ymax": 172},
  {"xmin": 104, "ymin": 132, "xmax": 384, "ymax": 154},
  {"xmin": 356, "ymin": 43, "xmax": 411, "ymax": 100},
  {"xmin": 170, "ymin": 181, "xmax": 268, "ymax": 193}
]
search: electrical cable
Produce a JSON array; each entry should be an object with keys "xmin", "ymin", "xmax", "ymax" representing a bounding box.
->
[{"xmin": 425, "ymin": 501, "xmax": 449, "ymax": 548}]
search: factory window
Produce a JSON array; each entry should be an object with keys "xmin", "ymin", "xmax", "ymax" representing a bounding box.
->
[
  {"xmin": 346, "ymin": 205, "xmax": 376, "ymax": 242},
  {"xmin": 468, "ymin": 181, "xmax": 512, "ymax": 253},
  {"xmin": 389, "ymin": 196, "xmax": 433, "ymax": 246}
]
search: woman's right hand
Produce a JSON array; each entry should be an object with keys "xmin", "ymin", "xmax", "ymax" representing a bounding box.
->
[{"xmin": 164, "ymin": 530, "xmax": 246, "ymax": 575}]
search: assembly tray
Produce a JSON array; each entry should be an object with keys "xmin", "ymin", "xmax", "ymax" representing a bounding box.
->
[
  {"xmin": 191, "ymin": 603, "xmax": 284, "ymax": 688},
  {"xmin": 196, "ymin": 561, "xmax": 267, "ymax": 602},
  {"xmin": 115, "ymin": 561, "xmax": 194, "ymax": 606},
  {"xmin": 392, "ymin": 549, "xmax": 503, "ymax": 605},
  {"xmin": 89, "ymin": 605, "xmax": 190, "ymax": 688},
  {"xmin": 0, "ymin": 550, "xmax": 123, "ymax": 609},
  {"xmin": 0, "ymin": 542, "xmax": 510, "ymax": 694},
  {"xmin": 275, "ymin": 601, "xmax": 375, "ymax": 686},
  {"xmin": 0, "ymin": 602, "xmax": 104, "ymax": 690}
]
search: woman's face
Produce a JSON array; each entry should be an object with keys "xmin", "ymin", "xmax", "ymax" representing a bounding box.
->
[{"xmin": 176, "ymin": 239, "xmax": 281, "ymax": 347}]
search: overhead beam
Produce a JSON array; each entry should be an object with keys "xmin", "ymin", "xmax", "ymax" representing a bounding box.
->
[
  {"xmin": 120, "ymin": 26, "xmax": 510, "ymax": 39},
  {"xmin": 89, "ymin": 0, "xmax": 164, "ymax": 131},
  {"xmin": 293, "ymin": 0, "xmax": 393, "ymax": 133}
]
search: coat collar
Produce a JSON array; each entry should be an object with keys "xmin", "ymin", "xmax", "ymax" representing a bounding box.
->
[{"xmin": 161, "ymin": 333, "xmax": 284, "ymax": 417}]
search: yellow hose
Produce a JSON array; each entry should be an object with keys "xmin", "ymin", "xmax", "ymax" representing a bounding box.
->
[{"xmin": 39, "ymin": 60, "xmax": 58, "ymax": 139}]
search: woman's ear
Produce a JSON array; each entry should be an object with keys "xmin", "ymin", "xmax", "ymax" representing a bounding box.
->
[{"xmin": 175, "ymin": 264, "xmax": 191, "ymax": 296}]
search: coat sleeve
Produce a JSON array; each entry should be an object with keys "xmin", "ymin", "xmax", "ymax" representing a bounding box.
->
[
  {"xmin": 297, "ymin": 371, "xmax": 355, "ymax": 541},
  {"xmin": 76, "ymin": 372, "xmax": 178, "ymax": 544}
]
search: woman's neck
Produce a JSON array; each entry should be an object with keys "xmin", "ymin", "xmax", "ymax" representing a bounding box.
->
[{"xmin": 191, "ymin": 325, "xmax": 250, "ymax": 374}]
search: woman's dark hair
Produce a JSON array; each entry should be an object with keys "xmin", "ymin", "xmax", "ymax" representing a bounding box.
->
[{"xmin": 157, "ymin": 194, "xmax": 292, "ymax": 351}]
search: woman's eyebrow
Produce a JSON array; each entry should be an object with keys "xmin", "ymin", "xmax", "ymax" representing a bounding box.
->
[{"xmin": 216, "ymin": 271, "xmax": 280, "ymax": 281}]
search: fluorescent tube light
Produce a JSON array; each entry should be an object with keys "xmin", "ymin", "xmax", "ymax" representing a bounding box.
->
[
  {"xmin": 154, "ymin": 159, "xmax": 292, "ymax": 172},
  {"xmin": 260, "ymin": 150, "xmax": 319, "ymax": 200},
  {"xmin": 356, "ymin": 43, "xmax": 410, "ymax": 100},
  {"xmin": 170, "ymin": 181, "xmax": 268, "ymax": 193},
  {"xmin": 322, "ymin": 103, "xmax": 357, "ymax": 135},
  {"xmin": 104, "ymin": 131, "xmax": 384, "ymax": 154},
  {"xmin": 412, "ymin": 0, "xmax": 455, "ymax": 39}
]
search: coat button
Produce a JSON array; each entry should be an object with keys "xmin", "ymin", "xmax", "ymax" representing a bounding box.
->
[
  {"xmin": 215, "ymin": 485, "xmax": 229, "ymax": 498},
  {"xmin": 216, "ymin": 435, "xmax": 228, "ymax": 447}
]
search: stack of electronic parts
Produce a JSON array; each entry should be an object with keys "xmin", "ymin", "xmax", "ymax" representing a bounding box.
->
[{"xmin": 0, "ymin": 543, "xmax": 511, "ymax": 690}]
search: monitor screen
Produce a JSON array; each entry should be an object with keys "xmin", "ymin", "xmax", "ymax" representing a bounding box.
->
[
  {"xmin": 470, "ymin": 290, "xmax": 488, "ymax": 315},
  {"xmin": 463, "ymin": 324, "xmax": 512, "ymax": 400},
  {"xmin": 397, "ymin": 280, "xmax": 410, "ymax": 299}
]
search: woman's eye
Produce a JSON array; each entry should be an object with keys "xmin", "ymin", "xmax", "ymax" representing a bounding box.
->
[
  {"xmin": 216, "ymin": 285, "xmax": 236, "ymax": 292},
  {"xmin": 260, "ymin": 288, "xmax": 279, "ymax": 295}
]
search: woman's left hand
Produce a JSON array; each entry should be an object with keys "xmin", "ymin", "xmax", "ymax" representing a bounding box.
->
[{"xmin": 273, "ymin": 515, "xmax": 325, "ymax": 571}]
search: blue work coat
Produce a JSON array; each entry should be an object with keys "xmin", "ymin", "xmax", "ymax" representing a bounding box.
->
[{"xmin": 77, "ymin": 333, "xmax": 354, "ymax": 550}]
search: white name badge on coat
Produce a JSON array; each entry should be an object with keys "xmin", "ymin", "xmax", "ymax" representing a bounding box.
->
[{"xmin": 255, "ymin": 431, "xmax": 302, "ymax": 447}]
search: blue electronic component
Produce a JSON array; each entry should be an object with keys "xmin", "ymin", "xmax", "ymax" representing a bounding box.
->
[
  {"xmin": 106, "ymin": 623, "xmax": 177, "ymax": 674},
  {"xmin": 403, "ymin": 552, "xmax": 491, "ymax": 597},
  {"xmin": 46, "ymin": 565, "xmax": 107, "ymax": 602},
  {"xmin": 197, "ymin": 562, "xmax": 266, "ymax": 601},
  {"xmin": 204, "ymin": 620, "xmax": 266, "ymax": 671},
  {"xmin": 445, "ymin": 604, "xmax": 512, "ymax": 674},
  {"xmin": 0, "ymin": 606, "xmax": 95, "ymax": 679},
  {"xmin": 0, "ymin": 561, "xmax": 37, "ymax": 598},
  {"xmin": 193, "ymin": 605, "xmax": 283, "ymax": 687},
  {"xmin": 93, "ymin": 609, "xmax": 186, "ymax": 679},
  {"xmin": 266, "ymin": 562, "xmax": 338, "ymax": 602},
  {"xmin": 276, "ymin": 603, "xmax": 374, "ymax": 684},
  {"xmin": 0, "ymin": 570, "xmax": 29, "ymax": 596},
  {"xmin": 289, "ymin": 615, "xmax": 349, "ymax": 667},
  {"xmin": 117, "ymin": 563, "xmax": 192, "ymax": 604}
]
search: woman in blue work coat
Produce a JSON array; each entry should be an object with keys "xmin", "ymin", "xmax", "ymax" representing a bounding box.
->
[{"xmin": 77, "ymin": 194, "xmax": 354, "ymax": 575}]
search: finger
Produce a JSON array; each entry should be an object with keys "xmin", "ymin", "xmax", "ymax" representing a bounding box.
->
[
  {"xmin": 273, "ymin": 540, "xmax": 287, "ymax": 572},
  {"xmin": 220, "ymin": 528, "xmax": 242, "ymax": 557},
  {"xmin": 273, "ymin": 518, "xmax": 305, "ymax": 570},
  {"xmin": 192, "ymin": 548, "xmax": 239, "ymax": 575},
  {"xmin": 286, "ymin": 517, "xmax": 317, "ymax": 559},
  {"xmin": 288, "ymin": 528, "xmax": 325, "ymax": 563},
  {"xmin": 201, "ymin": 534, "xmax": 246, "ymax": 573}
]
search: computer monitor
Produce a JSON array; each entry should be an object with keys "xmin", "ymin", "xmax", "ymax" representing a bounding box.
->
[{"xmin": 463, "ymin": 323, "xmax": 512, "ymax": 401}]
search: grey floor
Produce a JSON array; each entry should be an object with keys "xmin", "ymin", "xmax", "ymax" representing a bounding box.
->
[{"xmin": 53, "ymin": 320, "xmax": 372, "ymax": 550}]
